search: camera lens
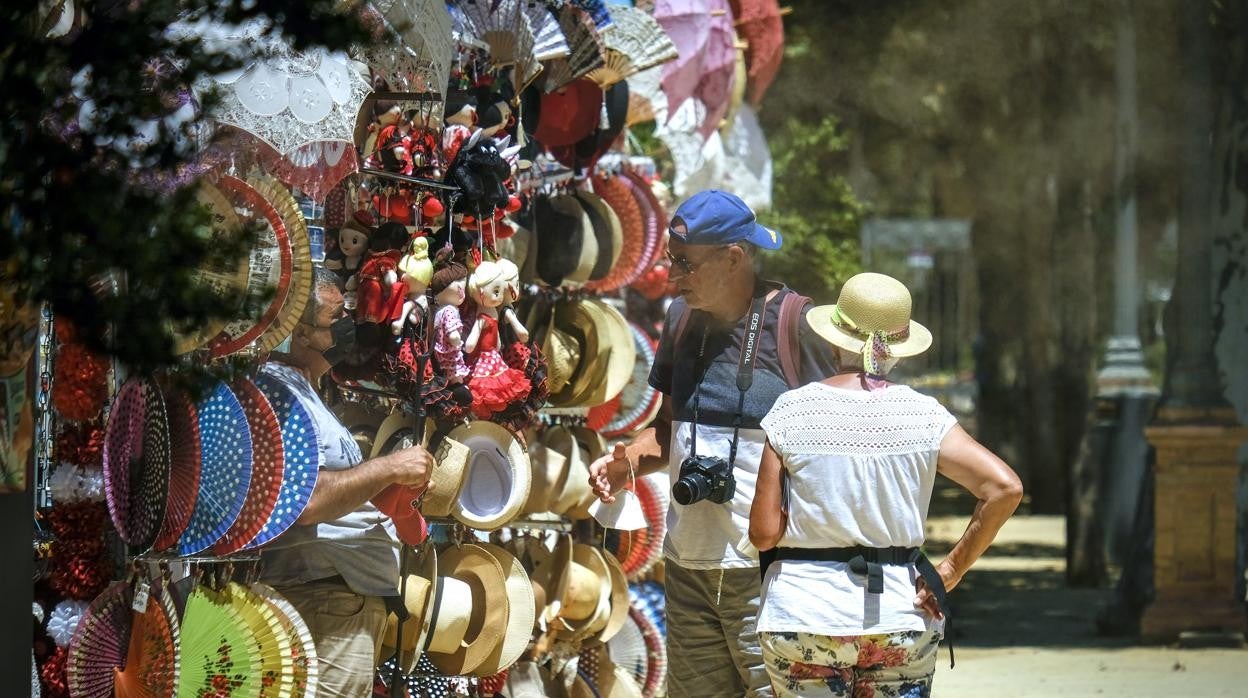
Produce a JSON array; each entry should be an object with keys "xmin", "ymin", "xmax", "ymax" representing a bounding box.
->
[{"xmin": 672, "ymin": 473, "xmax": 710, "ymax": 506}]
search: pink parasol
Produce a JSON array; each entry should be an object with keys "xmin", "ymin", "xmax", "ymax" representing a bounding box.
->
[
  {"xmin": 728, "ymin": 0, "xmax": 785, "ymax": 106},
  {"xmin": 654, "ymin": 0, "xmax": 738, "ymax": 139}
]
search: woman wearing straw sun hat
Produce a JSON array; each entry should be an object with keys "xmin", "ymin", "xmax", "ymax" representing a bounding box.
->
[{"xmin": 749, "ymin": 272, "xmax": 1024, "ymax": 698}]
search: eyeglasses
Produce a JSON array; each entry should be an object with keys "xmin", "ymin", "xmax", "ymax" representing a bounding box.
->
[{"xmin": 665, "ymin": 247, "xmax": 726, "ymax": 275}]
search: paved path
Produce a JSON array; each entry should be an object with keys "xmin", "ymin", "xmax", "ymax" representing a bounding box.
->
[{"xmin": 924, "ymin": 512, "xmax": 1245, "ymax": 697}]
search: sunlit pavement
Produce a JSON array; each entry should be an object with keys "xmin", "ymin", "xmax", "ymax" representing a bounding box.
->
[{"xmin": 925, "ymin": 514, "xmax": 1246, "ymax": 697}]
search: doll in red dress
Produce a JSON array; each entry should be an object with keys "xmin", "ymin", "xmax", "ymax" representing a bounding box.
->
[{"xmin": 463, "ymin": 259, "xmax": 531, "ymax": 419}]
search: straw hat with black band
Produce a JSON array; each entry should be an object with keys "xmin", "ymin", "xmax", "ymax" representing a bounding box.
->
[
  {"xmin": 369, "ymin": 411, "xmax": 470, "ymax": 520},
  {"xmin": 381, "ymin": 545, "xmax": 438, "ymax": 673}
]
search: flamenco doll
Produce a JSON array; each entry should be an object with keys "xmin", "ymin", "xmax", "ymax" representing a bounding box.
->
[
  {"xmin": 390, "ymin": 236, "xmax": 434, "ymax": 336},
  {"xmin": 463, "ymin": 259, "xmax": 531, "ymax": 420},
  {"xmin": 324, "ymin": 211, "xmax": 373, "ymax": 287},
  {"xmin": 428, "ymin": 252, "xmax": 473, "ymax": 407}
]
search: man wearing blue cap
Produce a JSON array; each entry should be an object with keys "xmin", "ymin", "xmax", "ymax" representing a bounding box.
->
[{"xmin": 591, "ymin": 190, "xmax": 839, "ymax": 696}]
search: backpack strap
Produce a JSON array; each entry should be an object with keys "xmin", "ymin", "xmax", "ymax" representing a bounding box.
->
[
  {"xmin": 670, "ymin": 301, "xmax": 693, "ymax": 349},
  {"xmin": 777, "ymin": 292, "xmax": 811, "ymax": 388}
]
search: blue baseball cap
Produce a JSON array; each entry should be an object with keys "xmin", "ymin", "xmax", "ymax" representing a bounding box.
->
[{"xmin": 668, "ymin": 190, "xmax": 782, "ymax": 250}]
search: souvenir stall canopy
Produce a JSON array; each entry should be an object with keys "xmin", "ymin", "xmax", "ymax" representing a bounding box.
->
[{"xmin": 30, "ymin": 2, "xmax": 786, "ymax": 696}]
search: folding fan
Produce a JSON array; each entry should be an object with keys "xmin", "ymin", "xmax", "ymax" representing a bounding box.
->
[
  {"xmin": 247, "ymin": 370, "xmax": 321, "ymax": 549},
  {"xmin": 207, "ymin": 175, "xmax": 294, "ymax": 358},
  {"xmin": 524, "ymin": 1, "xmax": 570, "ymax": 61},
  {"xmin": 131, "ymin": 381, "xmax": 171, "ymax": 552},
  {"xmin": 251, "ymin": 583, "xmax": 320, "ymax": 698},
  {"xmin": 542, "ymin": 4, "xmax": 606, "ymax": 91},
  {"xmin": 151, "ymin": 390, "xmax": 201, "ymax": 553},
  {"xmin": 66, "ymin": 581, "xmax": 132, "ymax": 698},
  {"xmin": 586, "ymin": 5, "xmax": 678, "ymax": 87},
  {"xmin": 212, "ymin": 379, "xmax": 285, "ymax": 555},
  {"xmin": 177, "ymin": 382, "xmax": 254, "ymax": 555},
  {"xmin": 607, "ymin": 606, "xmax": 648, "ymax": 690},
  {"xmin": 230, "ymin": 583, "xmax": 294, "ymax": 698},
  {"xmin": 177, "ymin": 584, "xmax": 263, "ymax": 697},
  {"xmin": 457, "ymin": 0, "xmax": 534, "ymax": 66},
  {"xmin": 114, "ymin": 579, "xmax": 181, "ymax": 698},
  {"xmin": 103, "ymin": 379, "xmax": 146, "ymax": 544},
  {"xmin": 569, "ymin": 0, "xmax": 614, "ymax": 32},
  {"xmin": 247, "ymin": 173, "xmax": 313, "ymax": 354}
]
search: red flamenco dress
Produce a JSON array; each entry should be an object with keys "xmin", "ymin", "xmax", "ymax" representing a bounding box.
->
[{"xmin": 466, "ymin": 313, "xmax": 531, "ymax": 420}]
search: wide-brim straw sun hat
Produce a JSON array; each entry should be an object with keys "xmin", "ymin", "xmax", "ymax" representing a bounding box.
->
[
  {"xmin": 807, "ymin": 272, "xmax": 932, "ymax": 369},
  {"xmin": 381, "ymin": 544, "xmax": 438, "ymax": 673},
  {"xmin": 473, "ymin": 543, "xmax": 536, "ymax": 676},
  {"xmin": 426, "ymin": 543, "xmax": 512, "ymax": 677}
]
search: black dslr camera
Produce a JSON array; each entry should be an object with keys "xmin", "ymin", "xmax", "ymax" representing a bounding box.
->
[{"xmin": 672, "ymin": 455, "xmax": 736, "ymax": 505}]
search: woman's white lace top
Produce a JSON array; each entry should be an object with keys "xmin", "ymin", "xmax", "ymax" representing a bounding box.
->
[{"xmin": 757, "ymin": 382, "xmax": 957, "ymax": 635}]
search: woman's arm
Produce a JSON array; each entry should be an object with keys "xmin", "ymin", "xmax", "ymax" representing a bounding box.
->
[
  {"xmin": 749, "ymin": 440, "xmax": 787, "ymax": 550},
  {"xmin": 916, "ymin": 424, "xmax": 1023, "ymax": 616}
]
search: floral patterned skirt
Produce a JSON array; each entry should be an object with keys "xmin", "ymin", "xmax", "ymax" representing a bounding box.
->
[{"xmin": 759, "ymin": 628, "xmax": 942, "ymax": 698}]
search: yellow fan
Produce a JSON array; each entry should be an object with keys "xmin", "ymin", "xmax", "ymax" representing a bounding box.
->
[
  {"xmin": 250, "ymin": 583, "xmax": 320, "ymax": 698},
  {"xmin": 229, "ymin": 582, "xmax": 295, "ymax": 698},
  {"xmin": 587, "ymin": 5, "xmax": 678, "ymax": 88}
]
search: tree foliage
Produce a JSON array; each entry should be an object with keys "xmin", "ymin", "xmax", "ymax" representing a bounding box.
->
[{"xmin": 0, "ymin": 0, "xmax": 372, "ymax": 372}]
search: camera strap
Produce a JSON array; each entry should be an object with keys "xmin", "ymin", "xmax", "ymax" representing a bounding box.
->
[{"xmin": 689, "ymin": 294, "xmax": 767, "ymax": 468}]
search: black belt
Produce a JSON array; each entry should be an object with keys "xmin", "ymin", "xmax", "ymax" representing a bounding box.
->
[{"xmin": 766, "ymin": 545, "xmax": 954, "ymax": 668}]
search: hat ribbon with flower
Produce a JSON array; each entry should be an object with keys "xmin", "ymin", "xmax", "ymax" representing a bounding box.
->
[{"xmin": 827, "ymin": 305, "xmax": 911, "ymax": 377}]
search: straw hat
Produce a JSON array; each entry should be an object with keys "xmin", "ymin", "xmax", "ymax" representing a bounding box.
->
[
  {"xmin": 560, "ymin": 544, "xmax": 613, "ymax": 640},
  {"xmin": 369, "ymin": 411, "xmax": 470, "ymax": 520},
  {"xmin": 472, "ymin": 543, "xmax": 536, "ymax": 676},
  {"xmin": 425, "ymin": 543, "xmax": 512, "ymax": 677},
  {"xmin": 594, "ymin": 551, "xmax": 631, "ymax": 643},
  {"xmin": 807, "ymin": 272, "xmax": 932, "ymax": 371},
  {"xmin": 575, "ymin": 190, "xmax": 623, "ymax": 282},
  {"xmin": 448, "ymin": 421, "xmax": 532, "ymax": 530},
  {"xmin": 542, "ymin": 425, "xmax": 595, "ymax": 517},
  {"xmin": 381, "ymin": 545, "xmax": 438, "ymax": 673},
  {"xmin": 548, "ymin": 194, "xmax": 599, "ymax": 286},
  {"xmin": 522, "ymin": 438, "xmax": 569, "ymax": 515},
  {"xmin": 576, "ymin": 299, "xmax": 634, "ymax": 407}
]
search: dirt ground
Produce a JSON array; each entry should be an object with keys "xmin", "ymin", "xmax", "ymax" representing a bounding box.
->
[{"xmin": 923, "ymin": 509, "xmax": 1246, "ymax": 697}]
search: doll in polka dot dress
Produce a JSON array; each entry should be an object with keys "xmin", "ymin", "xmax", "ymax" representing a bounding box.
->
[{"xmin": 463, "ymin": 259, "xmax": 531, "ymax": 419}]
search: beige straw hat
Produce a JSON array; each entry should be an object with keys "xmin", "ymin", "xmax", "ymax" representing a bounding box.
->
[
  {"xmin": 807, "ymin": 272, "xmax": 932, "ymax": 366},
  {"xmin": 425, "ymin": 543, "xmax": 513, "ymax": 677},
  {"xmin": 473, "ymin": 543, "xmax": 536, "ymax": 676}
]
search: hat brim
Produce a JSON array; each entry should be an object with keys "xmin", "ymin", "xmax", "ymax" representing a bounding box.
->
[
  {"xmin": 473, "ymin": 543, "xmax": 536, "ymax": 675},
  {"xmin": 449, "ymin": 422, "xmax": 532, "ymax": 530},
  {"xmin": 806, "ymin": 303, "xmax": 933, "ymax": 359}
]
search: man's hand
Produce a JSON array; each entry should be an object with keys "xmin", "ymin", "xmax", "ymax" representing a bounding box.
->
[
  {"xmin": 589, "ymin": 442, "xmax": 631, "ymax": 503},
  {"xmin": 388, "ymin": 445, "xmax": 435, "ymax": 490}
]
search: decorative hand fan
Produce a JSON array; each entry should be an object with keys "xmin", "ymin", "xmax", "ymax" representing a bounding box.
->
[
  {"xmin": 229, "ymin": 583, "xmax": 294, "ymax": 698},
  {"xmin": 103, "ymin": 379, "xmax": 145, "ymax": 543},
  {"xmin": 208, "ymin": 176, "xmax": 294, "ymax": 358},
  {"xmin": 177, "ymin": 584, "xmax": 263, "ymax": 697},
  {"xmin": 622, "ymin": 475, "xmax": 667, "ymax": 580},
  {"xmin": 66, "ymin": 581, "xmax": 132, "ymax": 698},
  {"xmin": 251, "ymin": 583, "xmax": 320, "ymax": 698},
  {"xmin": 620, "ymin": 169, "xmax": 668, "ymax": 269},
  {"xmin": 457, "ymin": 0, "xmax": 533, "ymax": 66},
  {"xmin": 404, "ymin": 653, "xmax": 454, "ymax": 698},
  {"xmin": 569, "ymin": 0, "xmax": 615, "ymax": 32},
  {"xmin": 172, "ymin": 182, "xmax": 252, "ymax": 355},
  {"xmin": 114, "ymin": 579, "xmax": 181, "ymax": 698},
  {"xmin": 212, "ymin": 379, "xmax": 285, "ymax": 555},
  {"xmin": 607, "ymin": 606, "xmax": 648, "ymax": 690},
  {"xmin": 588, "ymin": 173, "xmax": 646, "ymax": 291},
  {"xmin": 178, "ymin": 382, "xmax": 253, "ymax": 555},
  {"xmin": 103, "ymin": 378, "xmax": 170, "ymax": 551},
  {"xmin": 132, "ymin": 381, "xmax": 171, "ymax": 552},
  {"xmin": 603, "ymin": 324, "xmax": 659, "ymax": 438},
  {"xmin": 247, "ymin": 172, "xmax": 314, "ymax": 354},
  {"xmin": 524, "ymin": 1, "xmax": 570, "ymax": 61},
  {"xmin": 151, "ymin": 390, "xmax": 201, "ymax": 553},
  {"xmin": 247, "ymin": 370, "xmax": 321, "ymax": 549},
  {"xmin": 586, "ymin": 5, "xmax": 678, "ymax": 87},
  {"xmin": 543, "ymin": 4, "xmax": 607, "ymax": 91}
]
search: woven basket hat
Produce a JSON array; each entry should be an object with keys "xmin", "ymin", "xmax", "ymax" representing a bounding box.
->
[{"xmin": 807, "ymin": 272, "xmax": 932, "ymax": 370}]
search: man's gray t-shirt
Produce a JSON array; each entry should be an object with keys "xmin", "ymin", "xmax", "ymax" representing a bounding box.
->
[
  {"xmin": 259, "ymin": 363, "xmax": 400, "ymax": 597},
  {"xmin": 649, "ymin": 283, "xmax": 839, "ymax": 569}
]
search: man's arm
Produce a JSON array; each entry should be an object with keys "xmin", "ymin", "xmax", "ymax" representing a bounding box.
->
[
  {"xmin": 297, "ymin": 445, "xmax": 433, "ymax": 525},
  {"xmin": 589, "ymin": 395, "xmax": 672, "ymax": 502}
]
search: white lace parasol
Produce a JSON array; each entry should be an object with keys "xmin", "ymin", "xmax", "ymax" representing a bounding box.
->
[{"xmin": 720, "ymin": 105, "xmax": 773, "ymax": 211}]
